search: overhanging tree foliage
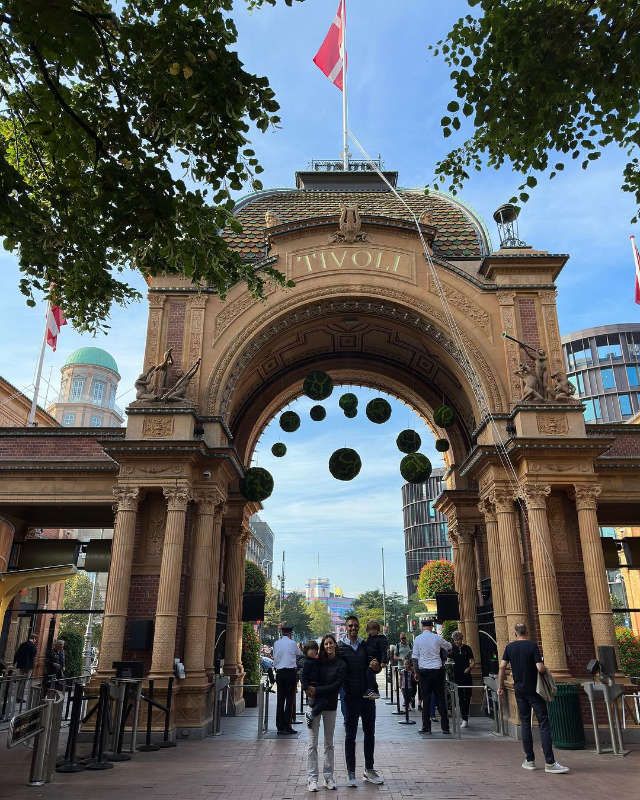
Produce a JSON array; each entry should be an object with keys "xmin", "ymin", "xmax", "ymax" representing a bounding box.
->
[
  {"xmin": 432, "ymin": 2, "xmax": 640, "ymax": 220},
  {"xmin": 0, "ymin": 0, "xmax": 300, "ymax": 330}
]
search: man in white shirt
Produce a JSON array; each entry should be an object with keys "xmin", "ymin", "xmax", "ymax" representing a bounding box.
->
[
  {"xmin": 411, "ymin": 619, "xmax": 452, "ymax": 735},
  {"xmin": 273, "ymin": 623, "xmax": 299, "ymax": 735}
]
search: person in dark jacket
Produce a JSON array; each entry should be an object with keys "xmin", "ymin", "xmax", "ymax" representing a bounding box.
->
[
  {"xmin": 14, "ymin": 635, "xmax": 38, "ymax": 676},
  {"xmin": 338, "ymin": 615, "xmax": 384, "ymax": 787},
  {"xmin": 45, "ymin": 639, "xmax": 65, "ymax": 689},
  {"xmin": 303, "ymin": 635, "xmax": 345, "ymax": 792},
  {"xmin": 362, "ymin": 620, "xmax": 388, "ymax": 699}
]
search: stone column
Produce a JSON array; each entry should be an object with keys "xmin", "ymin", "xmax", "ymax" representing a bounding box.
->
[
  {"xmin": 455, "ymin": 523, "xmax": 481, "ymax": 666},
  {"xmin": 98, "ymin": 487, "xmax": 139, "ymax": 674},
  {"xmin": 183, "ymin": 490, "xmax": 224, "ymax": 680},
  {"xmin": 573, "ymin": 484, "xmax": 616, "ymax": 650},
  {"xmin": 478, "ymin": 498, "xmax": 508, "ymax": 656},
  {"xmin": 489, "ymin": 488, "xmax": 528, "ymax": 636},
  {"xmin": 205, "ymin": 505, "xmax": 225, "ymax": 674},
  {"xmin": 223, "ymin": 514, "xmax": 249, "ymax": 683},
  {"xmin": 149, "ymin": 487, "xmax": 192, "ymax": 677},
  {"xmin": 520, "ymin": 483, "xmax": 568, "ymax": 672}
]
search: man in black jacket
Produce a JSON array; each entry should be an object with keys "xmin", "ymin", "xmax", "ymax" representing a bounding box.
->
[
  {"xmin": 338, "ymin": 615, "xmax": 384, "ymax": 787},
  {"xmin": 14, "ymin": 635, "xmax": 38, "ymax": 676}
]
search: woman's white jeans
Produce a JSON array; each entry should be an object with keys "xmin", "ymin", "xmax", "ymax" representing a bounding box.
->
[{"xmin": 306, "ymin": 709, "xmax": 337, "ymax": 781}]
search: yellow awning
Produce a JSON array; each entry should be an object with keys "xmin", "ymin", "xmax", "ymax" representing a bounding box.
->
[{"xmin": 0, "ymin": 564, "xmax": 77, "ymax": 620}]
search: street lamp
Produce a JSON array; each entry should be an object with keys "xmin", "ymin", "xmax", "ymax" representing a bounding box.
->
[{"xmin": 260, "ymin": 558, "xmax": 272, "ymax": 576}]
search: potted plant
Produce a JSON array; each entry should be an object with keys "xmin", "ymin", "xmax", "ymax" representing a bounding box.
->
[
  {"xmin": 417, "ymin": 560, "xmax": 455, "ymax": 615},
  {"xmin": 242, "ymin": 622, "xmax": 262, "ymax": 708}
]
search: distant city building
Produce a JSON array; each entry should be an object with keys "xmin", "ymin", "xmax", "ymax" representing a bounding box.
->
[
  {"xmin": 561, "ymin": 323, "xmax": 640, "ymax": 423},
  {"xmin": 304, "ymin": 577, "xmax": 354, "ymax": 637},
  {"xmin": 402, "ymin": 468, "xmax": 451, "ymax": 597},
  {"xmin": 247, "ymin": 514, "xmax": 274, "ymax": 579},
  {"xmin": 306, "ymin": 576, "xmax": 330, "ymax": 602},
  {"xmin": 48, "ymin": 346, "xmax": 124, "ymax": 427}
]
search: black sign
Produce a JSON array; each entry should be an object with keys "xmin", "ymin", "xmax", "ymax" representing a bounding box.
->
[{"xmin": 8, "ymin": 704, "xmax": 45, "ymax": 748}]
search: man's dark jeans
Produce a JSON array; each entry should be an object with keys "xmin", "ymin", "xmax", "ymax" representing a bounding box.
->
[
  {"xmin": 515, "ymin": 691, "xmax": 555, "ymax": 764},
  {"xmin": 418, "ymin": 668, "xmax": 449, "ymax": 732},
  {"xmin": 343, "ymin": 695, "xmax": 375, "ymax": 773}
]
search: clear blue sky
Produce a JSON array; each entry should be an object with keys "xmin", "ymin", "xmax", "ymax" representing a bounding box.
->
[{"xmin": 0, "ymin": 1, "xmax": 636, "ymax": 597}]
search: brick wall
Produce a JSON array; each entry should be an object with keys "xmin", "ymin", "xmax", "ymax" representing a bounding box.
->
[
  {"xmin": 165, "ymin": 300, "xmax": 186, "ymax": 384},
  {"xmin": 124, "ymin": 573, "xmax": 159, "ymax": 673},
  {"xmin": 517, "ymin": 297, "xmax": 541, "ymax": 349}
]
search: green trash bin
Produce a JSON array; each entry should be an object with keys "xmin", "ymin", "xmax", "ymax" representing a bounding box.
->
[{"xmin": 548, "ymin": 683, "xmax": 585, "ymax": 749}]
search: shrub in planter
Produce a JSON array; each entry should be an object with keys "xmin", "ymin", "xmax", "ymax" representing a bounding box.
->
[
  {"xmin": 417, "ymin": 560, "xmax": 455, "ymax": 600},
  {"xmin": 366, "ymin": 398, "xmax": 391, "ymax": 424},
  {"xmin": 240, "ymin": 467, "xmax": 274, "ymax": 502},
  {"xmin": 279, "ymin": 411, "xmax": 300, "ymax": 432},
  {"xmin": 59, "ymin": 628, "xmax": 84, "ymax": 678},
  {"xmin": 344, "ymin": 408, "xmax": 357, "ymax": 419},
  {"xmin": 329, "ymin": 448, "xmax": 362, "ymax": 481},
  {"xmin": 245, "ymin": 561, "xmax": 267, "ymax": 593},
  {"xmin": 400, "ymin": 453, "xmax": 432, "ymax": 483},
  {"xmin": 616, "ymin": 626, "xmax": 640, "ymax": 678},
  {"xmin": 242, "ymin": 622, "xmax": 261, "ymax": 705},
  {"xmin": 396, "ymin": 429, "xmax": 421, "ymax": 454},
  {"xmin": 303, "ymin": 370, "xmax": 333, "ymax": 401}
]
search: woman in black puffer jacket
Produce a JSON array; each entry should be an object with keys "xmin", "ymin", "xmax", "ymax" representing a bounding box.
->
[{"xmin": 303, "ymin": 634, "xmax": 345, "ymax": 792}]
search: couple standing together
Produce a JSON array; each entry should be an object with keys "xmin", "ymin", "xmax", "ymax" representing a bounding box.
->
[{"xmin": 296, "ymin": 615, "xmax": 384, "ymax": 792}]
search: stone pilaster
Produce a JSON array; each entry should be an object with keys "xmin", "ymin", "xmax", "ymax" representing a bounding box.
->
[
  {"xmin": 454, "ymin": 523, "xmax": 481, "ymax": 668},
  {"xmin": 573, "ymin": 484, "xmax": 616, "ymax": 651},
  {"xmin": 205, "ymin": 505, "xmax": 225, "ymax": 674},
  {"xmin": 478, "ymin": 497, "xmax": 508, "ymax": 656},
  {"xmin": 98, "ymin": 487, "xmax": 139, "ymax": 675},
  {"xmin": 489, "ymin": 487, "xmax": 529, "ymax": 636},
  {"xmin": 183, "ymin": 489, "xmax": 224, "ymax": 680},
  {"xmin": 223, "ymin": 522, "xmax": 249, "ymax": 678},
  {"xmin": 519, "ymin": 483, "xmax": 568, "ymax": 672},
  {"xmin": 149, "ymin": 486, "xmax": 192, "ymax": 677}
]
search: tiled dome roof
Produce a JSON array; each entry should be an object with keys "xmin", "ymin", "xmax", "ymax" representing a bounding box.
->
[{"xmin": 64, "ymin": 347, "xmax": 119, "ymax": 375}]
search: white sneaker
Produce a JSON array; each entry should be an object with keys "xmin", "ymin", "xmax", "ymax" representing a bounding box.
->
[
  {"xmin": 362, "ymin": 769, "xmax": 384, "ymax": 785},
  {"xmin": 545, "ymin": 762, "xmax": 570, "ymax": 774},
  {"xmin": 460, "ymin": 719, "xmax": 468, "ymax": 728},
  {"xmin": 324, "ymin": 777, "xmax": 336, "ymax": 790},
  {"xmin": 307, "ymin": 778, "xmax": 319, "ymax": 792},
  {"xmin": 522, "ymin": 759, "xmax": 536, "ymax": 770},
  {"xmin": 347, "ymin": 772, "xmax": 357, "ymax": 787}
]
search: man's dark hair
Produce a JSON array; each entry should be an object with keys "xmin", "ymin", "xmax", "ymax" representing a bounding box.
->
[
  {"xmin": 345, "ymin": 614, "xmax": 359, "ymax": 624},
  {"xmin": 515, "ymin": 623, "xmax": 528, "ymax": 637}
]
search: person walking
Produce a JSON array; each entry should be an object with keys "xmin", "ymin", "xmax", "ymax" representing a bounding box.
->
[
  {"xmin": 14, "ymin": 635, "xmax": 38, "ymax": 677},
  {"xmin": 303, "ymin": 635, "xmax": 345, "ymax": 792},
  {"xmin": 395, "ymin": 633, "xmax": 412, "ymax": 664},
  {"xmin": 498, "ymin": 623, "xmax": 569, "ymax": 774},
  {"xmin": 451, "ymin": 631, "xmax": 474, "ymax": 728},
  {"xmin": 45, "ymin": 639, "xmax": 65, "ymax": 690},
  {"xmin": 338, "ymin": 614, "xmax": 384, "ymax": 786},
  {"xmin": 411, "ymin": 618, "xmax": 452, "ymax": 734},
  {"xmin": 273, "ymin": 623, "xmax": 299, "ymax": 736}
]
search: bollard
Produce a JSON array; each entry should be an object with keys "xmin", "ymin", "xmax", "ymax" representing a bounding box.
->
[
  {"xmin": 138, "ymin": 680, "xmax": 160, "ymax": 752},
  {"xmin": 106, "ymin": 680, "xmax": 131, "ymax": 761},
  {"xmin": 56, "ymin": 683, "xmax": 85, "ymax": 773},
  {"xmin": 158, "ymin": 678, "xmax": 176, "ymax": 748},
  {"xmin": 392, "ymin": 667, "xmax": 404, "ymax": 715},
  {"xmin": 85, "ymin": 683, "xmax": 114, "ymax": 771},
  {"xmin": 386, "ymin": 666, "xmax": 395, "ymax": 705}
]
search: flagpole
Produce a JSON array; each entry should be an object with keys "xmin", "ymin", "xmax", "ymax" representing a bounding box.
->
[
  {"xmin": 341, "ymin": 0, "xmax": 348, "ymax": 170},
  {"xmin": 28, "ymin": 301, "xmax": 51, "ymax": 427}
]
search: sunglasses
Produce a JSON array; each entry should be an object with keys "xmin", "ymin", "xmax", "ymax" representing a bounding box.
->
[{"xmin": 346, "ymin": 623, "xmax": 358, "ymax": 628}]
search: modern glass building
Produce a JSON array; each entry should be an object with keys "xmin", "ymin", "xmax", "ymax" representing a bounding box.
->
[
  {"xmin": 402, "ymin": 468, "xmax": 451, "ymax": 597},
  {"xmin": 561, "ymin": 323, "xmax": 640, "ymax": 423}
]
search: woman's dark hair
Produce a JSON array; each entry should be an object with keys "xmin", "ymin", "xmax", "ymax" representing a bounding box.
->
[{"xmin": 318, "ymin": 634, "xmax": 338, "ymax": 661}]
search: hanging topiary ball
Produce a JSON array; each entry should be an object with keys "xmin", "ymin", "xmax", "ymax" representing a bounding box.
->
[
  {"xmin": 328, "ymin": 448, "xmax": 362, "ymax": 481},
  {"xmin": 435, "ymin": 438, "xmax": 450, "ymax": 453},
  {"xmin": 396, "ymin": 429, "xmax": 422, "ymax": 454},
  {"xmin": 271, "ymin": 443, "xmax": 287, "ymax": 458},
  {"xmin": 240, "ymin": 467, "xmax": 274, "ymax": 501},
  {"xmin": 339, "ymin": 392, "xmax": 358, "ymax": 411},
  {"xmin": 400, "ymin": 453, "xmax": 432, "ymax": 484},
  {"xmin": 303, "ymin": 370, "xmax": 333, "ymax": 401},
  {"xmin": 344, "ymin": 408, "xmax": 358, "ymax": 419},
  {"xmin": 279, "ymin": 411, "xmax": 300, "ymax": 432},
  {"xmin": 310, "ymin": 405, "xmax": 326, "ymax": 422},
  {"xmin": 434, "ymin": 404, "xmax": 455, "ymax": 428},
  {"xmin": 366, "ymin": 397, "xmax": 392, "ymax": 424}
]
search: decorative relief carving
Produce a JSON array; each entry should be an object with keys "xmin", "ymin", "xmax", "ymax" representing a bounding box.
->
[
  {"xmin": 546, "ymin": 495, "xmax": 570, "ymax": 559},
  {"xmin": 195, "ymin": 487, "xmax": 226, "ymax": 513},
  {"xmin": 120, "ymin": 463, "xmax": 185, "ymax": 477},
  {"xmin": 529, "ymin": 462, "xmax": 590, "ymax": 474},
  {"xmin": 536, "ymin": 413, "xmax": 568, "ymax": 435},
  {"xmin": 214, "ymin": 283, "xmax": 277, "ymax": 339},
  {"xmin": 498, "ymin": 302, "xmax": 521, "ymax": 401},
  {"xmin": 142, "ymin": 416, "xmax": 174, "ymax": 438},
  {"xmin": 541, "ymin": 301, "xmax": 564, "ymax": 374},
  {"xmin": 144, "ymin": 305, "xmax": 165, "ymax": 371},
  {"xmin": 146, "ymin": 503, "xmax": 167, "ymax": 558},
  {"xmin": 518, "ymin": 482, "xmax": 551, "ymax": 509},
  {"xmin": 331, "ymin": 203, "xmax": 367, "ymax": 243},
  {"xmin": 163, "ymin": 486, "xmax": 193, "ymax": 510},
  {"xmin": 186, "ymin": 299, "xmax": 206, "ymax": 401},
  {"xmin": 488, "ymin": 487, "xmax": 516, "ymax": 513},
  {"xmin": 572, "ymin": 484, "xmax": 601, "ymax": 511},
  {"xmin": 478, "ymin": 497, "xmax": 497, "ymax": 522},
  {"xmin": 437, "ymin": 280, "xmax": 492, "ymax": 340},
  {"xmin": 264, "ymin": 210, "xmax": 281, "ymax": 228},
  {"xmin": 113, "ymin": 486, "xmax": 139, "ymax": 512}
]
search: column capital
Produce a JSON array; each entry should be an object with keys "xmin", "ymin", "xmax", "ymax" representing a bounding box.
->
[
  {"xmin": 194, "ymin": 487, "xmax": 226, "ymax": 514},
  {"xmin": 477, "ymin": 497, "xmax": 497, "ymax": 523},
  {"xmin": 572, "ymin": 484, "xmax": 601, "ymax": 511},
  {"xmin": 487, "ymin": 487, "xmax": 516, "ymax": 513},
  {"xmin": 519, "ymin": 482, "xmax": 551, "ymax": 510},
  {"xmin": 456, "ymin": 522, "xmax": 477, "ymax": 545},
  {"xmin": 113, "ymin": 486, "xmax": 140, "ymax": 512},
  {"xmin": 163, "ymin": 485, "xmax": 193, "ymax": 511}
]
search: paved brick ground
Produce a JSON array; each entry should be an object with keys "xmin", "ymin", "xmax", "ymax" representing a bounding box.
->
[{"xmin": 1, "ymin": 691, "xmax": 637, "ymax": 800}]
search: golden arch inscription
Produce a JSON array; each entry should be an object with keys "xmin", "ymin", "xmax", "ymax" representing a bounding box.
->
[{"xmin": 289, "ymin": 246, "xmax": 416, "ymax": 284}]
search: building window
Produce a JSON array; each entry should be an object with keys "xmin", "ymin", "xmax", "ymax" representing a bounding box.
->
[
  {"xmin": 91, "ymin": 380, "xmax": 105, "ymax": 405},
  {"xmin": 110, "ymin": 386, "xmax": 117, "ymax": 408},
  {"xmin": 567, "ymin": 339, "xmax": 593, "ymax": 370},
  {"xmin": 62, "ymin": 413, "xmax": 76, "ymax": 426},
  {"xmin": 600, "ymin": 367, "xmax": 616, "ymax": 391},
  {"xmin": 627, "ymin": 332, "xmax": 640, "ymax": 357},
  {"xmin": 627, "ymin": 365, "xmax": 640, "ymax": 388},
  {"xmin": 619, "ymin": 394, "xmax": 632, "ymax": 417},
  {"xmin": 568, "ymin": 372, "xmax": 585, "ymax": 395},
  {"xmin": 595, "ymin": 333, "xmax": 622, "ymax": 360},
  {"xmin": 89, "ymin": 415, "xmax": 103, "ymax": 427},
  {"xmin": 70, "ymin": 377, "xmax": 85, "ymax": 401},
  {"xmin": 583, "ymin": 397, "xmax": 602, "ymax": 422}
]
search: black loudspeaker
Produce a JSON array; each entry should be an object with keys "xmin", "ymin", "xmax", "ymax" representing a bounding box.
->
[
  {"xmin": 113, "ymin": 660, "xmax": 145, "ymax": 679},
  {"xmin": 435, "ymin": 592, "xmax": 460, "ymax": 622},
  {"xmin": 128, "ymin": 619, "xmax": 154, "ymax": 651},
  {"xmin": 242, "ymin": 591, "xmax": 266, "ymax": 622},
  {"xmin": 597, "ymin": 645, "xmax": 617, "ymax": 678},
  {"xmin": 600, "ymin": 537, "xmax": 620, "ymax": 569}
]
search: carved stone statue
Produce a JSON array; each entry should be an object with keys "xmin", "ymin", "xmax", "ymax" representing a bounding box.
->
[
  {"xmin": 550, "ymin": 370, "xmax": 577, "ymax": 402},
  {"xmin": 264, "ymin": 210, "xmax": 280, "ymax": 228},
  {"xmin": 331, "ymin": 202, "xmax": 367, "ymax": 243},
  {"xmin": 419, "ymin": 209, "xmax": 433, "ymax": 227},
  {"xmin": 159, "ymin": 358, "xmax": 201, "ymax": 402},
  {"xmin": 515, "ymin": 362, "xmax": 546, "ymax": 403},
  {"xmin": 135, "ymin": 348, "xmax": 174, "ymax": 401}
]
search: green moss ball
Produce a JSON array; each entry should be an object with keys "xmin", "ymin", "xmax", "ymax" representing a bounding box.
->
[
  {"xmin": 310, "ymin": 405, "xmax": 326, "ymax": 422},
  {"xmin": 271, "ymin": 443, "xmax": 287, "ymax": 457},
  {"xmin": 328, "ymin": 448, "xmax": 362, "ymax": 481},
  {"xmin": 279, "ymin": 411, "xmax": 301, "ymax": 432},
  {"xmin": 435, "ymin": 438, "xmax": 450, "ymax": 453},
  {"xmin": 366, "ymin": 398, "xmax": 392, "ymax": 424},
  {"xmin": 344, "ymin": 408, "xmax": 358, "ymax": 419},
  {"xmin": 303, "ymin": 371, "xmax": 333, "ymax": 401},
  {"xmin": 433, "ymin": 404, "xmax": 455, "ymax": 428},
  {"xmin": 400, "ymin": 453, "xmax": 432, "ymax": 483},
  {"xmin": 396, "ymin": 429, "xmax": 422, "ymax": 454},
  {"xmin": 338, "ymin": 392, "xmax": 358, "ymax": 411},
  {"xmin": 240, "ymin": 467, "xmax": 274, "ymax": 501}
]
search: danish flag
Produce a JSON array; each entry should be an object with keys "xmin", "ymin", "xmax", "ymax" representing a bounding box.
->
[
  {"xmin": 313, "ymin": 0, "xmax": 345, "ymax": 91},
  {"xmin": 46, "ymin": 304, "xmax": 66, "ymax": 350},
  {"xmin": 632, "ymin": 235, "xmax": 640, "ymax": 305}
]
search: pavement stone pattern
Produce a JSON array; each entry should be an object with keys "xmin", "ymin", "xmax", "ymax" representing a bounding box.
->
[{"xmin": 1, "ymin": 689, "xmax": 637, "ymax": 800}]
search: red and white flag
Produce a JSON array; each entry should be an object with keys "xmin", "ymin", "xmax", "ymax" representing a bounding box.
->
[
  {"xmin": 632, "ymin": 235, "xmax": 640, "ymax": 305},
  {"xmin": 46, "ymin": 304, "xmax": 66, "ymax": 350},
  {"xmin": 313, "ymin": 0, "xmax": 345, "ymax": 90}
]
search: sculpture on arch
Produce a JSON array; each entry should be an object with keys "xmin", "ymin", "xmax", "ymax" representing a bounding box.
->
[{"xmin": 331, "ymin": 202, "xmax": 367, "ymax": 244}]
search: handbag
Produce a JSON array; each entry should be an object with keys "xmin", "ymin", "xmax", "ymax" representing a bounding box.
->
[{"xmin": 536, "ymin": 669, "xmax": 557, "ymax": 702}]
